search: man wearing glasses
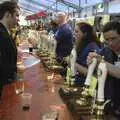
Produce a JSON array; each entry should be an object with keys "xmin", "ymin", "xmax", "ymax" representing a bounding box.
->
[{"xmin": 87, "ymin": 22, "xmax": 120, "ymax": 117}]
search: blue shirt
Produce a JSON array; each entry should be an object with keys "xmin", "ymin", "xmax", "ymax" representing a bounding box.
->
[
  {"xmin": 55, "ymin": 24, "xmax": 73, "ymax": 58},
  {"xmin": 75, "ymin": 42, "xmax": 100, "ymax": 85}
]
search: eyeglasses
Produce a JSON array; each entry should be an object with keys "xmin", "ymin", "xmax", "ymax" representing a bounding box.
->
[{"xmin": 105, "ymin": 36, "xmax": 120, "ymax": 45}]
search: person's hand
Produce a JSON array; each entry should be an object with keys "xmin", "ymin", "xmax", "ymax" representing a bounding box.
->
[{"xmin": 87, "ymin": 52, "xmax": 101, "ymax": 65}]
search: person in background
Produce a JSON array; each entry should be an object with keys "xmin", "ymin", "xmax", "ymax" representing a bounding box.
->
[
  {"xmin": 36, "ymin": 24, "xmax": 41, "ymax": 31},
  {"xmin": 49, "ymin": 20, "xmax": 58, "ymax": 34},
  {"xmin": 10, "ymin": 24, "xmax": 21, "ymax": 46},
  {"xmin": 75, "ymin": 22, "xmax": 101, "ymax": 85},
  {"xmin": 0, "ymin": 1, "xmax": 19, "ymax": 98},
  {"xmin": 55, "ymin": 12, "xmax": 73, "ymax": 78},
  {"xmin": 87, "ymin": 22, "xmax": 120, "ymax": 117}
]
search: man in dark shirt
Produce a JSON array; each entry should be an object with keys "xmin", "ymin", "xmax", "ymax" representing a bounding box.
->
[
  {"xmin": 55, "ymin": 12, "xmax": 73, "ymax": 59},
  {"xmin": 0, "ymin": 1, "xmax": 19, "ymax": 97},
  {"xmin": 55, "ymin": 12, "xmax": 73, "ymax": 77},
  {"xmin": 87, "ymin": 22, "xmax": 120, "ymax": 117}
]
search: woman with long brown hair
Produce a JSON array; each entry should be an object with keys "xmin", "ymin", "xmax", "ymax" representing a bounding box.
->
[{"xmin": 74, "ymin": 22, "xmax": 101, "ymax": 85}]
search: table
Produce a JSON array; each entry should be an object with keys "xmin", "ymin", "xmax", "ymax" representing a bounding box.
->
[{"xmin": 0, "ymin": 55, "xmax": 73, "ymax": 120}]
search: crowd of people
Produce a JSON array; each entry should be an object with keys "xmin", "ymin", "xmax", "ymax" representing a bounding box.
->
[{"xmin": 52, "ymin": 11, "xmax": 120, "ymax": 118}]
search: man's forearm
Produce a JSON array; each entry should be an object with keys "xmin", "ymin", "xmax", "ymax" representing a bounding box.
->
[
  {"xmin": 106, "ymin": 62, "xmax": 120, "ymax": 79},
  {"xmin": 75, "ymin": 63, "xmax": 88, "ymax": 76}
]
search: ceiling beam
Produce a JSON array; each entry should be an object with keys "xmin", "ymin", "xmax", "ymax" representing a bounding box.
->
[
  {"xmin": 56, "ymin": 0, "xmax": 79, "ymax": 9},
  {"xmin": 20, "ymin": 5, "xmax": 37, "ymax": 13},
  {"xmin": 24, "ymin": 0, "xmax": 57, "ymax": 11}
]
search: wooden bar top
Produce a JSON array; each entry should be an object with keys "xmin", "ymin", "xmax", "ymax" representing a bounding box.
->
[{"xmin": 0, "ymin": 61, "xmax": 73, "ymax": 120}]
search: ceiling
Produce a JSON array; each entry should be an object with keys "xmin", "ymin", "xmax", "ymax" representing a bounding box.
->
[
  {"xmin": 19, "ymin": 0, "xmax": 80, "ymax": 16},
  {"xmin": 0, "ymin": 0, "xmax": 104, "ymax": 16}
]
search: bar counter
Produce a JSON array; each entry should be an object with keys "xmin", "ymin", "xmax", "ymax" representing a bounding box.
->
[{"xmin": 0, "ymin": 53, "xmax": 73, "ymax": 120}]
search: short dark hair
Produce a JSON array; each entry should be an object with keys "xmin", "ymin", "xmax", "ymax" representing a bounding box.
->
[
  {"xmin": 0, "ymin": 1, "xmax": 19, "ymax": 20},
  {"xmin": 103, "ymin": 21, "xmax": 120, "ymax": 34}
]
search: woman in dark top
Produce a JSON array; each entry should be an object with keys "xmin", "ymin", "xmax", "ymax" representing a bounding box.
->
[{"xmin": 74, "ymin": 22, "xmax": 101, "ymax": 85}]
